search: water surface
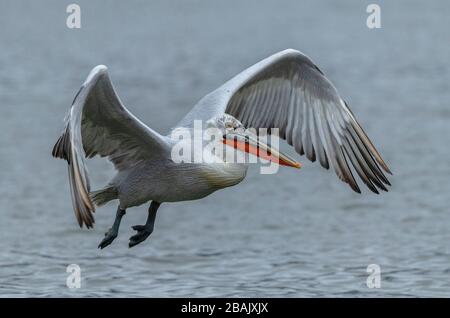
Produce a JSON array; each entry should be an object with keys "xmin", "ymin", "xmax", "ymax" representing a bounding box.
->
[{"xmin": 0, "ymin": 0, "xmax": 449, "ymax": 297}]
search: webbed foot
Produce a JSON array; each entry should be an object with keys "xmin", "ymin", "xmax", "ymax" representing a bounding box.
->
[
  {"xmin": 98, "ymin": 228, "xmax": 118, "ymax": 249},
  {"xmin": 128, "ymin": 225, "xmax": 152, "ymax": 248}
]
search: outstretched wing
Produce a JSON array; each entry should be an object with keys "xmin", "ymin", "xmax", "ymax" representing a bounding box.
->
[
  {"xmin": 179, "ymin": 49, "xmax": 391, "ymax": 193},
  {"xmin": 52, "ymin": 65, "xmax": 168, "ymax": 228}
]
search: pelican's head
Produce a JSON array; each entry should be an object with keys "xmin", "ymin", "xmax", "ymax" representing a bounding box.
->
[
  {"xmin": 207, "ymin": 114, "xmax": 301, "ymax": 169},
  {"xmin": 208, "ymin": 113, "xmax": 245, "ymax": 134}
]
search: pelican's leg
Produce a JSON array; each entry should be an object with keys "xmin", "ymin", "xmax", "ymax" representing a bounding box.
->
[
  {"xmin": 98, "ymin": 206, "xmax": 126, "ymax": 249},
  {"xmin": 129, "ymin": 201, "xmax": 161, "ymax": 248}
]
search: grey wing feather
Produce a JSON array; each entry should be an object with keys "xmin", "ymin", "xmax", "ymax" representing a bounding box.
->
[
  {"xmin": 52, "ymin": 65, "xmax": 168, "ymax": 228},
  {"xmin": 179, "ymin": 49, "xmax": 391, "ymax": 193}
]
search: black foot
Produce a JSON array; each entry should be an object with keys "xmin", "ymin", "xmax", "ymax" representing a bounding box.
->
[
  {"xmin": 129, "ymin": 225, "xmax": 152, "ymax": 248},
  {"xmin": 98, "ymin": 228, "xmax": 118, "ymax": 249}
]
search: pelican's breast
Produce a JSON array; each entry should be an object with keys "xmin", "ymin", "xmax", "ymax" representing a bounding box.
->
[{"xmin": 201, "ymin": 163, "xmax": 248, "ymax": 189}]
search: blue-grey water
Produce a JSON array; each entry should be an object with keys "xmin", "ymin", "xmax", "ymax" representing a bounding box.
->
[{"xmin": 0, "ymin": 0, "xmax": 449, "ymax": 297}]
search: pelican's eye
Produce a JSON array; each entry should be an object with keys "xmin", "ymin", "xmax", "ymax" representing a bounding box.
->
[{"xmin": 225, "ymin": 122, "xmax": 234, "ymax": 129}]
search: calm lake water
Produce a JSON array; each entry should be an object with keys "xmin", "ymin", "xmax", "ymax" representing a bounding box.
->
[{"xmin": 1, "ymin": 0, "xmax": 450, "ymax": 297}]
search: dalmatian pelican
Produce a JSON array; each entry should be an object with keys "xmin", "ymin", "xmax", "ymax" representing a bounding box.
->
[{"xmin": 52, "ymin": 49, "xmax": 391, "ymax": 248}]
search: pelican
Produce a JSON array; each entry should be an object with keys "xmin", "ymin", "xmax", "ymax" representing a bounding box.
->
[{"xmin": 52, "ymin": 49, "xmax": 391, "ymax": 248}]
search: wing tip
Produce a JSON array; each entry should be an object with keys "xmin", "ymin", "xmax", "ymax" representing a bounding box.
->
[
  {"xmin": 74, "ymin": 203, "xmax": 96, "ymax": 229},
  {"xmin": 354, "ymin": 187, "xmax": 362, "ymax": 194},
  {"xmin": 76, "ymin": 213, "xmax": 95, "ymax": 229},
  {"xmin": 383, "ymin": 165, "xmax": 393, "ymax": 175}
]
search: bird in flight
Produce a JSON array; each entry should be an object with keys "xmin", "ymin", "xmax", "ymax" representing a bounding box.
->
[{"xmin": 52, "ymin": 49, "xmax": 391, "ymax": 248}]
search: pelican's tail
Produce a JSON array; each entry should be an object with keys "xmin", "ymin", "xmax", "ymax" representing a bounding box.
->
[{"xmin": 90, "ymin": 186, "xmax": 118, "ymax": 207}]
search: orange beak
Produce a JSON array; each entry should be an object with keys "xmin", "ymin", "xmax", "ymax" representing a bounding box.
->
[{"xmin": 222, "ymin": 132, "xmax": 301, "ymax": 169}]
